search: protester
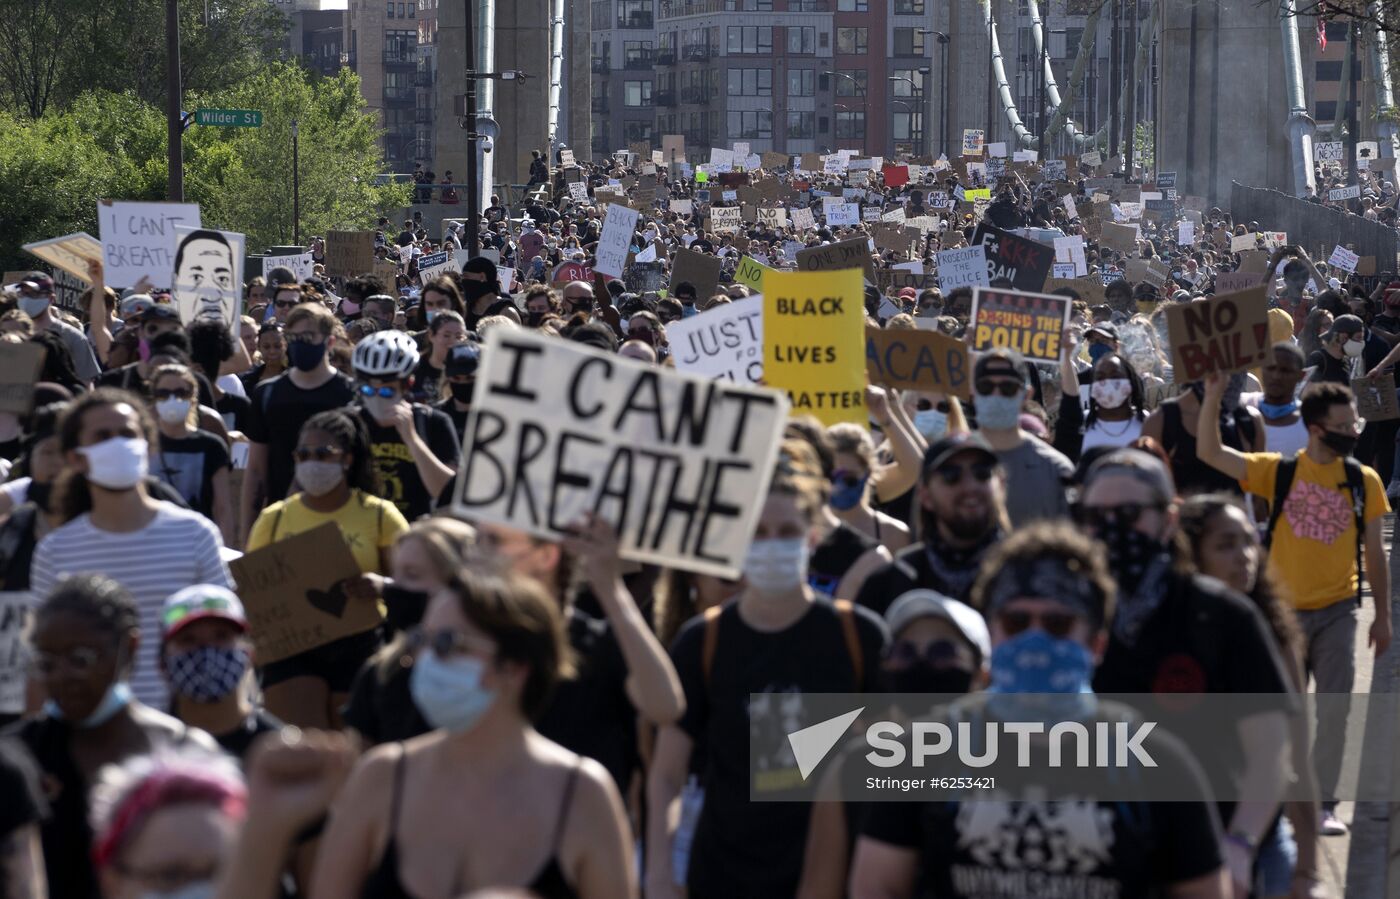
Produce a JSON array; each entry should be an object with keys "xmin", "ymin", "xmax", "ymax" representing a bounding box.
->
[
  {"xmin": 13, "ymin": 272, "xmax": 100, "ymax": 382},
  {"xmin": 971, "ymin": 348, "xmax": 1073, "ymax": 524},
  {"xmin": 1054, "ymin": 325, "xmax": 1148, "ymax": 461},
  {"xmin": 1241, "ymin": 342, "xmax": 1310, "ymax": 458},
  {"xmin": 148, "ymin": 363, "xmax": 235, "ymax": 543},
  {"xmin": 412, "ymin": 309, "xmax": 468, "ymax": 402}
]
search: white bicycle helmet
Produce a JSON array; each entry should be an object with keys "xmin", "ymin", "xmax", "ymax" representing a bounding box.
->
[{"xmin": 352, "ymin": 330, "xmax": 420, "ymax": 378}]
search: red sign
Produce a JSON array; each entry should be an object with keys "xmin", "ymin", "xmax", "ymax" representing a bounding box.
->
[
  {"xmin": 552, "ymin": 261, "xmax": 594, "ymax": 284},
  {"xmin": 882, "ymin": 164, "xmax": 910, "ymax": 188}
]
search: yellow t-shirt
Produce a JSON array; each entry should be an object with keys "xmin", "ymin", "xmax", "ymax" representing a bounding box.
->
[
  {"xmin": 246, "ymin": 489, "xmax": 409, "ymax": 575},
  {"xmin": 1241, "ymin": 450, "xmax": 1389, "ymax": 610}
]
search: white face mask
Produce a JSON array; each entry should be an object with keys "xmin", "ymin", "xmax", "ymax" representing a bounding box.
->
[
  {"xmin": 296, "ymin": 460, "xmax": 345, "ymax": 496},
  {"xmin": 18, "ymin": 296, "xmax": 50, "ymax": 318},
  {"xmin": 1344, "ymin": 338, "xmax": 1365, "ymax": 358},
  {"xmin": 362, "ymin": 394, "xmax": 400, "ymax": 423},
  {"xmin": 1090, "ymin": 378, "xmax": 1132, "ymax": 409},
  {"xmin": 155, "ymin": 398, "xmax": 191, "ymax": 424},
  {"xmin": 742, "ymin": 538, "xmax": 810, "ymax": 594},
  {"xmin": 78, "ymin": 436, "xmax": 149, "ymax": 490}
]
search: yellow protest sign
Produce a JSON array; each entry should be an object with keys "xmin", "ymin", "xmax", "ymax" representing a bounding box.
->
[
  {"xmin": 764, "ymin": 269, "xmax": 866, "ymax": 426},
  {"xmin": 964, "ymin": 188, "xmax": 992, "ymax": 202},
  {"xmin": 734, "ymin": 256, "xmax": 773, "ymax": 292}
]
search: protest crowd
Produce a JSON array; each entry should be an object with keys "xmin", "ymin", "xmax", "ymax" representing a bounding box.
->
[{"xmin": 3, "ymin": 134, "xmax": 1399, "ymax": 899}]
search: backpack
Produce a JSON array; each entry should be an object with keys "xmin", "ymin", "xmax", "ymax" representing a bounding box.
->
[
  {"xmin": 1264, "ymin": 455, "xmax": 1367, "ymax": 604},
  {"xmin": 700, "ymin": 599, "xmax": 865, "ymax": 688}
]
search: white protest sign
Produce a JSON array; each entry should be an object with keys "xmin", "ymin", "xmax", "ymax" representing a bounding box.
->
[
  {"xmin": 23, "ymin": 232, "xmax": 103, "ymax": 282},
  {"xmin": 882, "ymin": 207, "xmax": 907, "ymax": 224},
  {"xmin": 1053, "ymin": 263, "xmax": 1076, "ymax": 279},
  {"xmin": 1082, "ymin": 150, "xmax": 1103, "ymax": 167},
  {"xmin": 1178, "ymin": 220, "xmax": 1195, "ymax": 245},
  {"xmin": 826, "ymin": 203, "xmax": 860, "ymax": 227},
  {"xmin": 670, "ymin": 199, "xmax": 694, "ymax": 215},
  {"xmin": 756, "ymin": 207, "xmax": 788, "ymax": 229},
  {"xmin": 1329, "ymin": 185, "xmax": 1361, "ymax": 201},
  {"xmin": 937, "ymin": 245, "xmax": 990, "ymax": 292},
  {"xmin": 263, "ymin": 252, "xmax": 314, "ymax": 282},
  {"xmin": 559, "ymin": 148, "xmax": 576, "ymax": 167},
  {"xmin": 824, "ymin": 155, "xmax": 847, "ymax": 175},
  {"xmin": 1053, "ymin": 235, "xmax": 1088, "ymax": 276},
  {"xmin": 1230, "ymin": 234, "xmax": 1258, "ymax": 252},
  {"xmin": 172, "ymin": 226, "xmax": 245, "ymax": 325},
  {"xmin": 0, "ymin": 592, "xmax": 34, "ymax": 714},
  {"xmin": 721, "ymin": 190, "xmax": 738, "ymax": 202},
  {"xmin": 790, "ymin": 206, "xmax": 816, "ymax": 230},
  {"xmin": 709, "ymin": 148, "xmax": 735, "ymax": 172},
  {"xmin": 634, "ymin": 243, "xmax": 658, "ymax": 264},
  {"xmin": 568, "ymin": 181, "xmax": 589, "ymax": 201},
  {"xmin": 711, "ymin": 206, "xmax": 743, "ymax": 234},
  {"xmin": 497, "ymin": 267, "xmax": 515, "ymax": 294},
  {"xmin": 1013, "ymin": 149, "xmax": 1038, "ymax": 163},
  {"xmin": 98, "ymin": 200, "xmax": 202, "ymax": 288},
  {"xmin": 666, "ymin": 295, "xmax": 764, "ymax": 383},
  {"xmin": 1329, "ymin": 245, "xmax": 1360, "ymax": 273},
  {"xmin": 1317, "ymin": 141, "xmax": 1344, "ymax": 162},
  {"xmin": 1063, "ymin": 194, "xmax": 1078, "ymax": 220},
  {"xmin": 987, "ymin": 142, "xmax": 1008, "ymax": 158},
  {"xmin": 732, "ymin": 141, "xmax": 750, "ymax": 159},
  {"xmin": 596, "ymin": 203, "xmax": 640, "ymax": 277},
  {"xmin": 453, "ymin": 328, "xmax": 789, "ymax": 577},
  {"xmin": 862, "ymin": 206, "xmax": 881, "ymax": 222},
  {"xmin": 418, "ymin": 250, "xmax": 459, "ymax": 284}
]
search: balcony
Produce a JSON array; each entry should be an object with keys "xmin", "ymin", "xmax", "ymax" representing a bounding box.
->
[
  {"xmin": 415, "ymin": 107, "xmax": 434, "ymax": 125},
  {"xmin": 414, "ymin": 69, "xmax": 434, "ymax": 87},
  {"xmin": 592, "ymin": 57, "xmax": 610, "ymax": 74},
  {"xmin": 383, "ymin": 85, "xmax": 416, "ymax": 106},
  {"xmin": 660, "ymin": 0, "xmax": 726, "ymax": 16},
  {"xmin": 683, "ymin": 44, "xmax": 711, "ymax": 61},
  {"xmin": 624, "ymin": 51, "xmax": 654, "ymax": 70},
  {"xmin": 680, "ymin": 86, "xmax": 711, "ymax": 104},
  {"xmin": 656, "ymin": 88, "xmax": 677, "ymax": 106},
  {"xmin": 619, "ymin": 11, "xmax": 654, "ymax": 28},
  {"xmin": 592, "ymin": 97, "xmax": 610, "ymax": 113},
  {"xmin": 383, "ymin": 50, "xmax": 416, "ymax": 67},
  {"xmin": 656, "ymin": 49, "xmax": 677, "ymax": 65}
]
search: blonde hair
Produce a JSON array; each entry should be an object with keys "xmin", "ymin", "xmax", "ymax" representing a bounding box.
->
[{"xmin": 149, "ymin": 364, "xmax": 201, "ymax": 430}]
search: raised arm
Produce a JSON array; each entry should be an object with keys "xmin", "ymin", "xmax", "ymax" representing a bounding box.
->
[{"xmin": 1195, "ymin": 372, "xmax": 1249, "ymax": 482}]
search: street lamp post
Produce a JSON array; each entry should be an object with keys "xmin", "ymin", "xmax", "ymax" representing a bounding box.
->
[
  {"xmin": 917, "ymin": 30, "xmax": 949, "ymax": 159},
  {"xmin": 890, "ymin": 99, "xmax": 919, "ymax": 156},
  {"xmin": 824, "ymin": 70, "xmax": 867, "ymax": 154},
  {"xmin": 887, "ymin": 73, "xmax": 929, "ymax": 157},
  {"xmin": 165, "ymin": 0, "xmax": 183, "ymax": 200},
  {"xmin": 292, "ymin": 120, "xmax": 300, "ymax": 246}
]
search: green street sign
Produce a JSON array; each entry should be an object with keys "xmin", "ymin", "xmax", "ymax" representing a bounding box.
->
[{"xmin": 195, "ymin": 108, "xmax": 263, "ymax": 128}]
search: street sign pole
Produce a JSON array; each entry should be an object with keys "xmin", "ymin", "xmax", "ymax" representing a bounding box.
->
[
  {"xmin": 165, "ymin": 0, "xmax": 183, "ymax": 201},
  {"xmin": 292, "ymin": 120, "xmax": 301, "ymax": 246}
]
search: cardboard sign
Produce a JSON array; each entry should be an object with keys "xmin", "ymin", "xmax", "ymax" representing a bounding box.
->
[
  {"xmin": 962, "ymin": 129, "xmax": 985, "ymax": 156},
  {"xmin": 1353, "ymin": 372, "xmax": 1400, "ymax": 421},
  {"xmin": 1316, "ymin": 141, "xmax": 1344, "ymax": 162},
  {"xmin": 452, "ymin": 329, "xmax": 787, "ymax": 578},
  {"xmin": 0, "ymin": 342, "xmax": 47, "ymax": 415},
  {"xmin": 1328, "ymin": 245, "xmax": 1360, "ymax": 273},
  {"xmin": 596, "ymin": 203, "xmax": 640, "ymax": 278},
  {"xmin": 662, "ymin": 134, "xmax": 686, "ymax": 163},
  {"xmin": 790, "ymin": 206, "xmax": 817, "ymax": 231},
  {"xmin": 263, "ymin": 252, "xmax": 314, "ymax": 282},
  {"xmin": 1230, "ymin": 233, "xmax": 1259, "ymax": 253},
  {"xmin": 764, "ymin": 269, "xmax": 866, "ymax": 426},
  {"xmin": 325, "ymin": 230, "xmax": 376, "ymax": 278},
  {"xmin": 734, "ymin": 256, "xmax": 773, "ymax": 292},
  {"xmin": 796, "ymin": 237, "xmax": 876, "ymax": 284},
  {"xmin": 1100, "ymin": 221, "xmax": 1139, "ymax": 254},
  {"xmin": 1215, "ymin": 271, "xmax": 1264, "ymax": 293},
  {"xmin": 667, "ymin": 295, "xmax": 764, "ymax": 383},
  {"xmin": 971, "ymin": 223, "xmax": 1055, "ymax": 293},
  {"xmin": 711, "ymin": 206, "xmax": 743, "ymax": 234},
  {"xmin": 98, "ymin": 200, "xmax": 202, "ymax": 288},
  {"xmin": 228, "ymin": 522, "xmax": 377, "ymax": 665},
  {"xmin": 670, "ymin": 247, "xmax": 723, "ymax": 300},
  {"xmin": 670, "ymin": 199, "xmax": 694, "ymax": 215},
  {"xmin": 23, "ymin": 232, "xmax": 103, "ymax": 282},
  {"xmin": 969, "ymin": 287, "xmax": 1071, "ymax": 363},
  {"xmin": 936, "ymin": 245, "xmax": 990, "ymax": 292},
  {"xmin": 417, "ymin": 250, "xmax": 457, "ymax": 284},
  {"xmin": 172, "ymin": 226, "xmax": 245, "ymax": 326},
  {"xmin": 374, "ymin": 259, "xmax": 401, "ymax": 287},
  {"xmin": 865, "ymin": 326, "xmax": 971, "ymax": 399},
  {"xmin": 1164, "ymin": 286, "xmax": 1270, "ymax": 381},
  {"xmin": 1329, "ymin": 185, "xmax": 1361, "ymax": 201},
  {"xmin": 761, "ymin": 151, "xmax": 789, "ymax": 170}
]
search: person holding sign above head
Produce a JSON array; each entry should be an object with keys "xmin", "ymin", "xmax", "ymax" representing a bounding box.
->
[
  {"xmin": 350, "ymin": 330, "xmax": 460, "ymax": 521},
  {"xmin": 971, "ymin": 348, "xmax": 1074, "ymax": 525},
  {"xmin": 245, "ymin": 409, "xmax": 409, "ymax": 729},
  {"xmin": 311, "ymin": 570, "xmax": 636, "ymax": 899},
  {"xmin": 1053, "ymin": 327, "xmax": 1148, "ymax": 464},
  {"xmin": 646, "ymin": 443, "xmax": 888, "ymax": 899}
]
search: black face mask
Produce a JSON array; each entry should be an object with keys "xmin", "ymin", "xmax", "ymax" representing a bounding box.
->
[
  {"xmin": 526, "ymin": 311, "xmax": 546, "ymax": 328},
  {"xmin": 26, "ymin": 480, "xmax": 52, "ymax": 512},
  {"xmin": 383, "ymin": 583, "xmax": 431, "ymax": 632},
  {"xmin": 883, "ymin": 663, "xmax": 975, "ymax": 698},
  {"xmin": 449, "ymin": 381, "xmax": 475, "ymax": 404},
  {"xmin": 461, "ymin": 280, "xmax": 493, "ymax": 301},
  {"xmin": 1320, "ymin": 429, "xmax": 1359, "ymax": 457}
]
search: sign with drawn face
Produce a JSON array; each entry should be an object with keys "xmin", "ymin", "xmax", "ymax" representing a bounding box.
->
[{"xmin": 172, "ymin": 226, "xmax": 246, "ymax": 325}]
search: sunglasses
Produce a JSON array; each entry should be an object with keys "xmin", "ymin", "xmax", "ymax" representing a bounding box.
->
[
  {"xmin": 975, "ymin": 379, "xmax": 1023, "ymax": 398},
  {"xmin": 1074, "ymin": 502, "xmax": 1165, "ymax": 531},
  {"xmin": 152, "ymin": 388, "xmax": 193, "ymax": 401},
  {"xmin": 359, "ymin": 384, "xmax": 399, "ymax": 398},
  {"xmin": 886, "ymin": 639, "xmax": 965, "ymax": 668},
  {"xmin": 996, "ymin": 608, "xmax": 1080, "ymax": 639},
  {"xmin": 274, "ymin": 299, "xmax": 299, "ymax": 309},
  {"xmin": 932, "ymin": 461, "xmax": 996, "ymax": 486},
  {"xmin": 918, "ymin": 400, "xmax": 952, "ymax": 414},
  {"xmin": 294, "ymin": 444, "xmax": 345, "ymax": 463}
]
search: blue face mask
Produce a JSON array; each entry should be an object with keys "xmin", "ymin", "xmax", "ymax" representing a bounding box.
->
[
  {"xmin": 1088, "ymin": 341, "xmax": 1112, "ymax": 363},
  {"xmin": 681, "ymin": 303, "xmax": 698, "ymax": 318},
  {"xmin": 45, "ymin": 681, "xmax": 132, "ymax": 728},
  {"xmin": 913, "ymin": 409, "xmax": 948, "ymax": 440},
  {"xmin": 167, "ymin": 646, "xmax": 250, "ymax": 703},
  {"xmin": 829, "ymin": 473, "xmax": 869, "ymax": 511},
  {"xmin": 409, "ymin": 649, "xmax": 496, "ymax": 733},
  {"xmin": 973, "ymin": 391, "xmax": 1024, "ymax": 431},
  {"xmin": 1258, "ymin": 400, "xmax": 1298, "ymax": 419},
  {"xmin": 988, "ymin": 629, "xmax": 1095, "ymax": 695}
]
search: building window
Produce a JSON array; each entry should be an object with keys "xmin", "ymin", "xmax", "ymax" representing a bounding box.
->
[
  {"xmin": 727, "ymin": 109, "xmax": 772, "ymax": 139},
  {"xmin": 787, "ymin": 26, "xmax": 815, "ymax": 54},
  {"xmin": 786, "ymin": 110, "xmax": 815, "ymax": 138},
  {"xmin": 787, "ymin": 68, "xmax": 815, "ymax": 96},
  {"xmin": 625, "ymin": 121, "xmax": 654, "ymax": 141},
  {"xmin": 837, "ymin": 0, "xmax": 868, "ymax": 10},
  {"xmin": 893, "ymin": 27, "xmax": 925, "ymax": 56},
  {"xmin": 893, "ymin": 111, "xmax": 922, "ymax": 140},
  {"xmin": 836, "ymin": 27, "xmax": 866, "ymax": 55},
  {"xmin": 836, "ymin": 110, "xmax": 865, "ymax": 138},
  {"xmin": 728, "ymin": 68, "xmax": 773, "ymax": 96},
  {"xmin": 386, "ymin": 1, "xmax": 394, "ymax": 16},
  {"xmin": 727, "ymin": 26, "xmax": 773, "ymax": 55},
  {"xmin": 619, "ymin": 1, "xmax": 652, "ymax": 29},
  {"xmin": 834, "ymin": 69, "xmax": 866, "ymax": 96},
  {"xmin": 625, "ymin": 80, "xmax": 653, "ymax": 106},
  {"xmin": 891, "ymin": 68, "xmax": 925, "ymax": 97},
  {"xmin": 894, "ymin": 0, "xmax": 925, "ymax": 12}
]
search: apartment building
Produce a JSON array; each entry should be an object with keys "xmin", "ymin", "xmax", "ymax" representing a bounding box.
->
[
  {"xmin": 345, "ymin": 0, "xmax": 424, "ymax": 169},
  {"xmin": 590, "ymin": 0, "xmax": 661, "ymax": 158}
]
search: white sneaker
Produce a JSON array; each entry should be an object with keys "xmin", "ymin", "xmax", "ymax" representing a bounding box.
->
[{"xmin": 1320, "ymin": 809, "xmax": 1348, "ymax": 836}]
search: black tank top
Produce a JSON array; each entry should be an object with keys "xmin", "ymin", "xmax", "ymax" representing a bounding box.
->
[
  {"xmin": 1160, "ymin": 400, "xmax": 1254, "ymax": 496},
  {"xmin": 360, "ymin": 745, "xmax": 582, "ymax": 899},
  {"xmin": 808, "ymin": 523, "xmax": 878, "ymax": 597}
]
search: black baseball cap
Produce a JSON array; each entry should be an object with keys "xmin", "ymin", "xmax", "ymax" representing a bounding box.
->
[
  {"xmin": 973, "ymin": 347, "xmax": 1028, "ymax": 384},
  {"xmin": 922, "ymin": 431, "xmax": 998, "ymax": 476}
]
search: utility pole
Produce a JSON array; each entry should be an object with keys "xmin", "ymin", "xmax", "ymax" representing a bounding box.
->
[
  {"xmin": 1109, "ymin": 0, "xmax": 1121, "ymax": 160},
  {"xmin": 292, "ymin": 120, "xmax": 301, "ymax": 246},
  {"xmin": 464, "ymin": 0, "xmax": 481, "ymax": 257},
  {"xmin": 1124, "ymin": 0, "xmax": 1138, "ymax": 175},
  {"xmin": 1348, "ymin": 20, "xmax": 1360, "ymax": 193},
  {"xmin": 165, "ymin": 0, "xmax": 183, "ymax": 201}
]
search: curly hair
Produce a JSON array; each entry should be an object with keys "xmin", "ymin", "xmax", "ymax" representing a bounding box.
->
[
  {"xmin": 300, "ymin": 409, "xmax": 380, "ymax": 496},
  {"xmin": 54, "ymin": 388, "xmax": 160, "ymax": 522}
]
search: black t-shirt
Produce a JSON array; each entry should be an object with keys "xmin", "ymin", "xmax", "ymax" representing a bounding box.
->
[
  {"xmin": 536, "ymin": 608, "xmax": 637, "ymax": 791},
  {"xmin": 153, "ymin": 430, "xmax": 229, "ymax": 517},
  {"xmin": 216, "ymin": 391, "xmax": 253, "ymax": 435},
  {"xmin": 860, "ymin": 699, "xmax": 1224, "ymax": 899},
  {"xmin": 354, "ymin": 404, "xmax": 460, "ymax": 521},
  {"xmin": 463, "ymin": 297, "xmax": 519, "ymax": 333},
  {"xmin": 1307, "ymin": 348, "xmax": 1352, "ymax": 385},
  {"xmin": 671, "ymin": 599, "xmax": 888, "ymax": 897},
  {"xmin": 5, "ymin": 717, "xmax": 98, "ymax": 897},
  {"xmin": 343, "ymin": 651, "xmax": 429, "ymax": 746},
  {"xmin": 411, "ymin": 357, "xmax": 444, "ymax": 403},
  {"xmin": 854, "ymin": 540, "xmax": 991, "ymax": 616},
  {"xmin": 809, "ymin": 523, "xmax": 878, "ymax": 597},
  {"xmin": 0, "ymin": 437, "xmax": 19, "ymax": 464},
  {"xmin": 0, "ymin": 736, "xmax": 46, "ymax": 839},
  {"xmin": 245, "ymin": 373, "xmax": 357, "ymax": 504},
  {"xmin": 433, "ymin": 398, "xmax": 470, "ymax": 442},
  {"xmin": 213, "ymin": 709, "xmax": 284, "ymax": 761}
]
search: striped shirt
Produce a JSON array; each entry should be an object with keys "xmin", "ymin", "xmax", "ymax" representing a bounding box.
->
[{"xmin": 30, "ymin": 503, "xmax": 233, "ymax": 708}]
